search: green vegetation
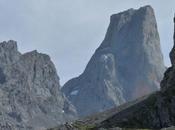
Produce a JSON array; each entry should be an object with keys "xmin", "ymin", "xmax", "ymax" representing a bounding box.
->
[{"xmin": 73, "ymin": 121, "xmax": 96, "ymax": 130}]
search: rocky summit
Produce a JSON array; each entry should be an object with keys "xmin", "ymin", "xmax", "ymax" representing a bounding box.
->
[
  {"xmin": 0, "ymin": 40, "xmax": 77, "ymax": 130},
  {"xmin": 48, "ymin": 15, "xmax": 175, "ymax": 130},
  {"xmin": 62, "ymin": 5, "xmax": 165, "ymax": 117},
  {"xmin": 98, "ymin": 16, "xmax": 175, "ymax": 130}
]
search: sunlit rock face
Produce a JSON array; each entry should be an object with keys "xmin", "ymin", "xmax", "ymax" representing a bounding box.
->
[
  {"xmin": 0, "ymin": 40, "xmax": 77, "ymax": 130},
  {"xmin": 62, "ymin": 5, "xmax": 165, "ymax": 117}
]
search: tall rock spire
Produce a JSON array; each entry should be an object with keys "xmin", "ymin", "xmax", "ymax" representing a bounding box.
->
[
  {"xmin": 99, "ymin": 15, "xmax": 175, "ymax": 130},
  {"xmin": 62, "ymin": 5, "xmax": 165, "ymax": 117}
]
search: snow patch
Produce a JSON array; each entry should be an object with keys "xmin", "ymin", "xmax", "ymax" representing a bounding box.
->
[
  {"xmin": 103, "ymin": 55, "xmax": 108, "ymax": 61},
  {"xmin": 70, "ymin": 90, "xmax": 79, "ymax": 96}
]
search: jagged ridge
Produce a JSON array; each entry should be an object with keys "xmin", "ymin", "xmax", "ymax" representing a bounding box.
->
[{"xmin": 0, "ymin": 40, "xmax": 77, "ymax": 130}]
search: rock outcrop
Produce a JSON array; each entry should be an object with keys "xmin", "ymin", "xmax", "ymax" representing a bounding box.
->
[
  {"xmin": 62, "ymin": 5, "xmax": 165, "ymax": 117},
  {"xmin": 98, "ymin": 16, "xmax": 175, "ymax": 129},
  {"xmin": 0, "ymin": 40, "xmax": 76, "ymax": 130}
]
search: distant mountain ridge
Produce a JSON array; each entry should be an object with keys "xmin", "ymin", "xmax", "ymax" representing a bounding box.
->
[
  {"xmin": 0, "ymin": 40, "xmax": 77, "ymax": 130},
  {"xmin": 62, "ymin": 5, "xmax": 165, "ymax": 117}
]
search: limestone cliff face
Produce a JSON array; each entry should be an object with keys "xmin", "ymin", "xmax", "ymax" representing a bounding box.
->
[
  {"xmin": 99, "ymin": 16, "xmax": 175, "ymax": 130},
  {"xmin": 62, "ymin": 5, "xmax": 165, "ymax": 117},
  {"xmin": 0, "ymin": 41, "xmax": 76, "ymax": 130}
]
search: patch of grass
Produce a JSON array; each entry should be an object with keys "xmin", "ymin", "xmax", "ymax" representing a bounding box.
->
[{"xmin": 73, "ymin": 122, "xmax": 96, "ymax": 130}]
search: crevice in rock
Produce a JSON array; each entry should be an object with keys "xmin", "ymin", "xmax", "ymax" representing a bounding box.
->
[{"xmin": 0, "ymin": 67, "xmax": 6, "ymax": 84}]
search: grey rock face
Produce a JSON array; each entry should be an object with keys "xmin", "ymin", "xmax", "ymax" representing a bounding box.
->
[
  {"xmin": 62, "ymin": 5, "xmax": 165, "ymax": 117},
  {"xmin": 98, "ymin": 16, "xmax": 175, "ymax": 129},
  {"xmin": 0, "ymin": 41, "xmax": 76, "ymax": 130}
]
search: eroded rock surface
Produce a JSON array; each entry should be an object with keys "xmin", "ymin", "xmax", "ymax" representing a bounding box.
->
[{"xmin": 0, "ymin": 40, "xmax": 76, "ymax": 130}]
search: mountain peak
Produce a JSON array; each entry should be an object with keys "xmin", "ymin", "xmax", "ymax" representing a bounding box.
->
[
  {"xmin": 139, "ymin": 5, "xmax": 153, "ymax": 12},
  {"xmin": 110, "ymin": 5, "xmax": 153, "ymax": 19},
  {"xmin": 0, "ymin": 40, "xmax": 21, "ymax": 68},
  {"xmin": 0, "ymin": 41, "xmax": 77, "ymax": 129},
  {"xmin": 62, "ymin": 5, "xmax": 165, "ymax": 117},
  {"xmin": 0, "ymin": 40, "xmax": 18, "ymax": 51},
  {"xmin": 22, "ymin": 50, "xmax": 51, "ymax": 61},
  {"xmin": 99, "ymin": 5, "xmax": 157, "ymax": 51},
  {"xmin": 98, "ymin": 16, "xmax": 175, "ymax": 129}
]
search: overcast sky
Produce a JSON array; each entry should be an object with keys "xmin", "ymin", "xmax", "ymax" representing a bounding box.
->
[{"xmin": 0, "ymin": 0, "xmax": 174, "ymax": 85}]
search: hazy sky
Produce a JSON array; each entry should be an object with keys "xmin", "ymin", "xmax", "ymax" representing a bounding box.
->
[{"xmin": 0, "ymin": 0, "xmax": 174, "ymax": 85}]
